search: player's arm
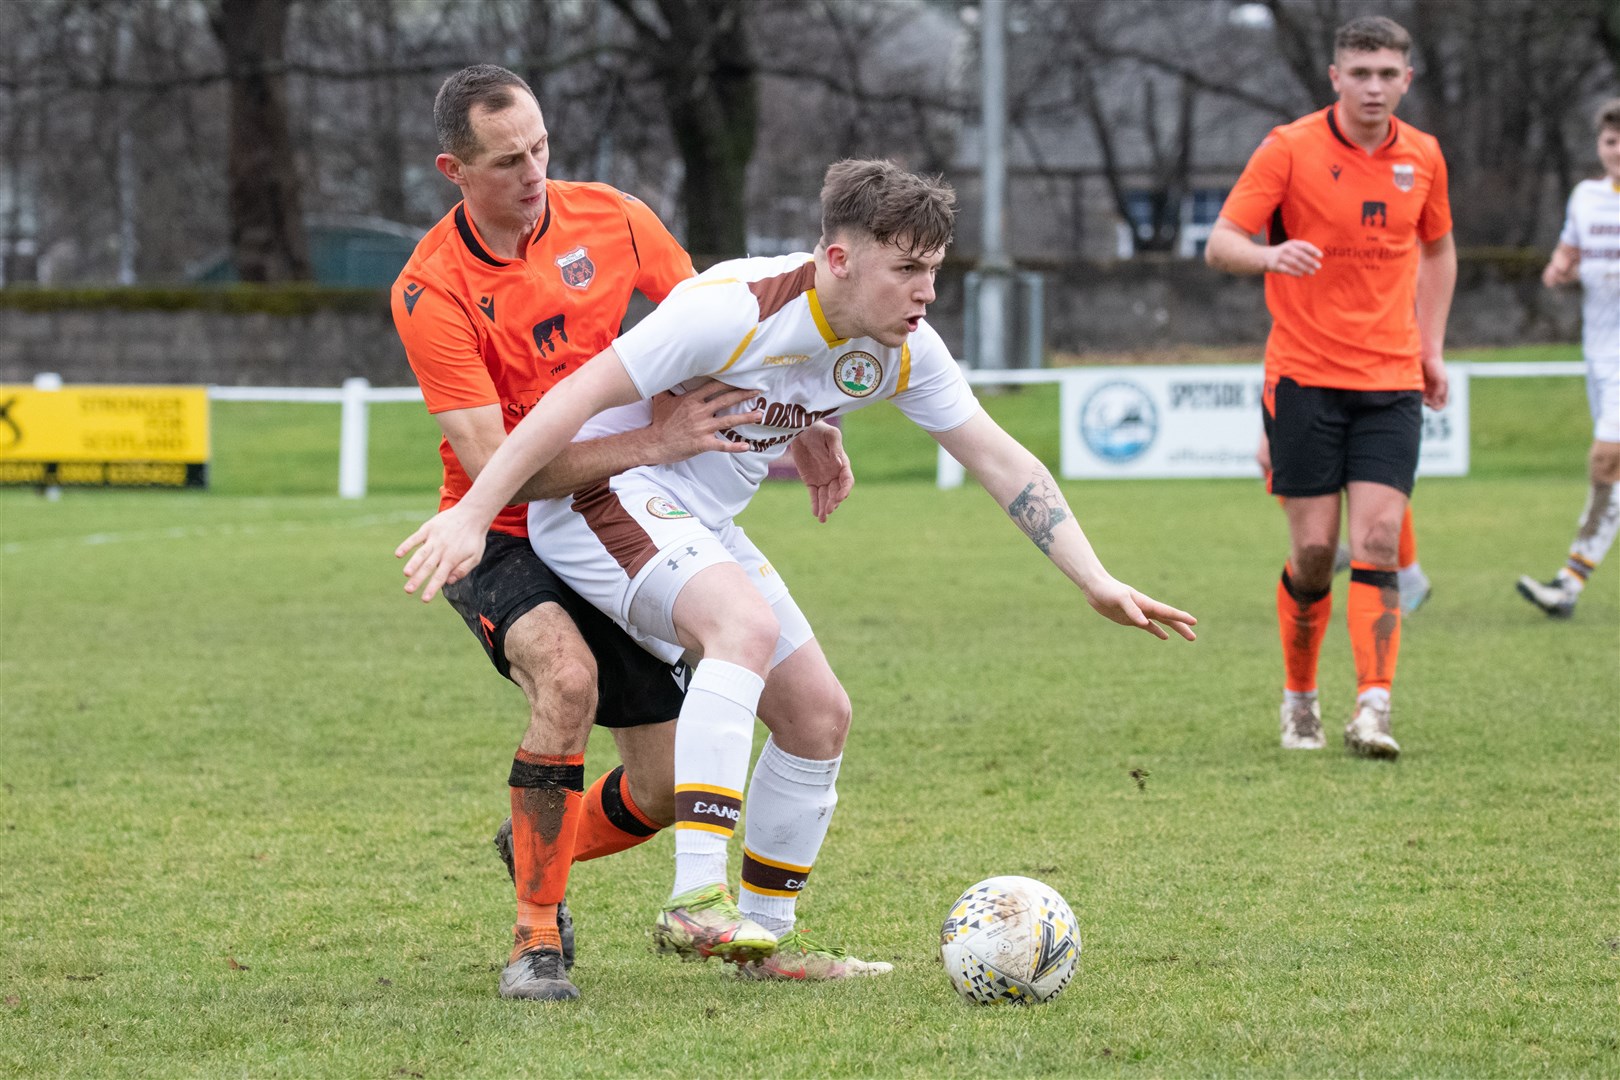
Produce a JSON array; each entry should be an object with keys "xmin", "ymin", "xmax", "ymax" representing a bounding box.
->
[
  {"xmin": 1416, "ymin": 230, "xmax": 1457, "ymax": 410},
  {"xmin": 789, "ymin": 421, "xmax": 854, "ymax": 523},
  {"xmin": 436, "ymin": 379, "xmax": 761, "ymax": 502},
  {"xmin": 930, "ymin": 410, "xmax": 1196, "ymax": 641},
  {"xmin": 1204, "ymin": 217, "xmax": 1322, "ymax": 278},
  {"xmin": 1542, "ymin": 242, "xmax": 1580, "ymax": 288},
  {"xmin": 398, "ymin": 349, "xmax": 644, "ymax": 601}
]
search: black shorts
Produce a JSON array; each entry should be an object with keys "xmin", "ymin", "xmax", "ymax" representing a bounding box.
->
[
  {"xmin": 1263, "ymin": 377, "xmax": 1422, "ymax": 498},
  {"xmin": 442, "ymin": 531, "xmax": 686, "ymax": 729}
]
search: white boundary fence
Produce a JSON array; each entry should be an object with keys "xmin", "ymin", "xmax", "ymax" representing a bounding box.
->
[{"xmin": 200, "ymin": 362, "xmax": 1585, "ymax": 498}]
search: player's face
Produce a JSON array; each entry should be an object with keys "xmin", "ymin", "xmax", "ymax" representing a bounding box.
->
[
  {"xmin": 1598, "ymin": 127, "xmax": 1620, "ymax": 183},
  {"xmin": 844, "ymin": 236, "xmax": 944, "ymax": 348},
  {"xmin": 458, "ymin": 94, "xmax": 550, "ymax": 235},
  {"xmin": 1329, "ymin": 48, "xmax": 1412, "ymax": 135}
]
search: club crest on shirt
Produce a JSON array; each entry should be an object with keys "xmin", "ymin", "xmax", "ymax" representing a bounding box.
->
[
  {"xmin": 833, "ymin": 351, "xmax": 882, "ymax": 397},
  {"xmin": 1391, "ymin": 163, "xmax": 1415, "ymax": 192},
  {"xmin": 555, "ymin": 246, "xmax": 595, "ymax": 289},
  {"xmin": 646, "ymin": 497, "xmax": 692, "ymax": 519}
]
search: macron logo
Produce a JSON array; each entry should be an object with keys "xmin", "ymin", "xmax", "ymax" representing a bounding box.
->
[{"xmin": 401, "ymin": 282, "xmax": 423, "ymax": 315}]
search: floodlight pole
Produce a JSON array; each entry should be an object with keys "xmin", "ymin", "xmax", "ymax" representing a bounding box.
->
[{"xmin": 975, "ymin": 0, "xmax": 1011, "ymax": 372}]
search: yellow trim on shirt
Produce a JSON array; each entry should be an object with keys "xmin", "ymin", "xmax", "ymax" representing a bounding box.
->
[
  {"xmin": 892, "ymin": 341, "xmax": 913, "ymax": 396},
  {"xmin": 807, "ymin": 289, "xmax": 848, "ymax": 348},
  {"xmin": 715, "ymin": 327, "xmax": 758, "ymax": 374}
]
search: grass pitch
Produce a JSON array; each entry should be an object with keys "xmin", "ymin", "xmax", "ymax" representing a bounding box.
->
[{"xmin": 1, "ymin": 346, "xmax": 1615, "ymax": 1077}]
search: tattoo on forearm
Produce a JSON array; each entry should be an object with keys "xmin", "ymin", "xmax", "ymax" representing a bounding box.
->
[{"xmin": 1006, "ymin": 475, "xmax": 1070, "ymax": 555}]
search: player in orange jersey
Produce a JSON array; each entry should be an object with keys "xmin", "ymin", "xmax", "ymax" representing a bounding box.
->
[
  {"xmin": 1207, "ymin": 16, "xmax": 1455, "ymax": 759},
  {"xmin": 391, "ymin": 66, "xmax": 852, "ymax": 1002}
]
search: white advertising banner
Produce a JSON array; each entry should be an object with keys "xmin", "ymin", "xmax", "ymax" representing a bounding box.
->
[{"xmin": 1057, "ymin": 364, "xmax": 1469, "ymax": 480}]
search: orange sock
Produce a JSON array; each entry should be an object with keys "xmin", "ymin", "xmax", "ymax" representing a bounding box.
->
[
  {"xmin": 1398, "ymin": 506, "xmax": 1417, "ymax": 570},
  {"xmin": 573, "ymin": 764, "xmax": 664, "ymax": 863},
  {"xmin": 1348, "ymin": 561, "xmax": 1401, "ymax": 695},
  {"xmin": 508, "ymin": 749, "xmax": 584, "ymax": 960},
  {"xmin": 1278, "ymin": 564, "xmax": 1331, "ymax": 693}
]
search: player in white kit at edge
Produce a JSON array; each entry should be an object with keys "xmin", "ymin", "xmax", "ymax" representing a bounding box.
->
[{"xmin": 398, "ymin": 159, "xmax": 1198, "ymax": 977}]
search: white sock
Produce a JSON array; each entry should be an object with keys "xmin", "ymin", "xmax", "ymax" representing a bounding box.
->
[
  {"xmin": 737, "ymin": 737, "xmax": 841, "ymax": 935},
  {"xmin": 1284, "ymin": 688, "xmax": 1318, "ymax": 708},
  {"xmin": 670, "ymin": 659, "xmax": 763, "ymax": 900},
  {"xmin": 1567, "ymin": 481, "xmax": 1619, "ymax": 588},
  {"xmin": 1357, "ymin": 687, "xmax": 1391, "ymax": 707}
]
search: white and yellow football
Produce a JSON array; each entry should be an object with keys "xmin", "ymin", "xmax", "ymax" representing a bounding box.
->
[{"xmin": 939, "ymin": 875, "xmax": 1080, "ymax": 1005}]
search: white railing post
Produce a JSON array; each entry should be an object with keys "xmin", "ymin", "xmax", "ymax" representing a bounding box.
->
[
  {"xmin": 338, "ymin": 376, "xmax": 370, "ymax": 499},
  {"xmin": 936, "ymin": 445, "xmax": 965, "ymax": 490},
  {"xmin": 33, "ymin": 372, "xmax": 63, "ymax": 501}
]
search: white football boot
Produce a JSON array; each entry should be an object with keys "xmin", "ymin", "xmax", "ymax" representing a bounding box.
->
[
  {"xmin": 1344, "ymin": 695, "xmax": 1400, "ymax": 759},
  {"xmin": 1280, "ymin": 694, "xmax": 1325, "ymax": 750}
]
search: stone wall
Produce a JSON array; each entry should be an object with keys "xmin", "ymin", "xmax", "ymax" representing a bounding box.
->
[{"xmin": 0, "ymin": 254, "xmax": 1581, "ymax": 387}]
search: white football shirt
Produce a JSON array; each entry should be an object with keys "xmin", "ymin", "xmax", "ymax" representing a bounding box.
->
[
  {"xmin": 1560, "ymin": 179, "xmax": 1620, "ymax": 366},
  {"xmin": 575, "ymin": 252, "xmax": 980, "ymax": 526}
]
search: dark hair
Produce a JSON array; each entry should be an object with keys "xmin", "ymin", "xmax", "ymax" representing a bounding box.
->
[
  {"xmin": 1597, "ymin": 98, "xmax": 1620, "ymax": 134},
  {"xmin": 434, "ymin": 65, "xmax": 535, "ymax": 161},
  {"xmin": 819, "ymin": 159, "xmax": 956, "ymax": 256},
  {"xmin": 1334, "ymin": 16, "xmax": 1411, "ymax": 59}
]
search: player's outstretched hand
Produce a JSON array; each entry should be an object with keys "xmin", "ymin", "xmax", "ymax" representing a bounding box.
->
[
  {"xmin": 647, "ymin": 380, "xmax": 763, "ymax": 463},
  {"xmin": 395, "ymin": 505, "xmax": 488, "ymax": 603},
  {"xmin": 791, "ymin": 421, "xmax": 854, "ymax": 523},
  {"xmin": 1084, "ymin": 576, "xmax": 1198, "ymax": 641}
]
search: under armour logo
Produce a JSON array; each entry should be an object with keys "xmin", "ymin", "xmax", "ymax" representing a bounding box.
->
[
  {"xmin": 666, "ymin": 546, "xmax": 699, "ymax": 572},
  {"xmin": 478, "ymin": 295, "xmax": 495, "ymax": 322}
]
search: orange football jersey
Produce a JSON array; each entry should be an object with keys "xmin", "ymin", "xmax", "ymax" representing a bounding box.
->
[{"xmin": 393, "ymin": 180, "xmax": 694, "ymax": 535}]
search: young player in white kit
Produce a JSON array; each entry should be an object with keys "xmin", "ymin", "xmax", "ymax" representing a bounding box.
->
[
  {"xmin": 398, "ymin": 160, "xmax": 1198, "ymax": 976},
  {"xmin": 1519, "ymin": 99, "xmax": 1620, "ymax": 618}
]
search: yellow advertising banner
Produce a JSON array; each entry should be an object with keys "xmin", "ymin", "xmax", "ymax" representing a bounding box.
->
[{"xmin": 0, "ymin": 385, "xmax": 210, "ymax": 488}]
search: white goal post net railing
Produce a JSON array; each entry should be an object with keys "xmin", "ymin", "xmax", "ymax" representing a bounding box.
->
[{"xmin": 198, "ymin": 362, "xmax": 1586, "ymax": 498}]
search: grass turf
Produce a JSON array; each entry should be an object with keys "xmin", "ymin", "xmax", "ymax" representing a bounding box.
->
[{"xmin": 1, "ymin": 344, "xmax": 1615, "ymax": 1077}]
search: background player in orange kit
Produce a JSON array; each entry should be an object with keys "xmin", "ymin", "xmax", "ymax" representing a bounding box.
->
[
  {"xmin": 1207, "ymin": 16, "xmax": 1455, "ymax": 759},
  {"xmin": 391, "ymin": 65, "xmax": 851, "ymax": 1001}
]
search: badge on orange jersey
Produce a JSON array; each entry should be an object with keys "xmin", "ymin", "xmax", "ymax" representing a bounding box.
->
[
  {"xmin": 1392, "ymin": 163, "xmax": 1415, "ymax": 192},
  {"xmin": 555, "ymin": 246, "xmax": 595, "ymax": 290}
]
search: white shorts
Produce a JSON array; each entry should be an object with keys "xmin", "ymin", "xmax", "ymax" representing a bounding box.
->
[
  {"xmin": 527, "ymin": 471, "xmax": 812, "ymax": 669},
  {"xmin": 1587, "ymin": 354, "xmax": 1620, "ymax": 443}
]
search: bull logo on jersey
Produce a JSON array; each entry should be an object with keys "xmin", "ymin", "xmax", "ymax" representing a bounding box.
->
[
  {"xmin": 555, "ymin": 246, "xmax": 595, "ymax": 289},
  {"xmin": 646, "ymin": 497, "xmax": 692, "ymax": 519},
  {"xmin": 1361, "ymin": 201, "xmax": 1387, "ymax": 228},
  {"xmin": 1392, "ymin": 163, "xmax": 1415, "ymax": 192},
  {"xmin": 833, "ymin": 351, "xmax": 882, "ymax": 397},
  {"xmin": 533, "ymin": 314, "xmax": 568, "ymax": 355}
]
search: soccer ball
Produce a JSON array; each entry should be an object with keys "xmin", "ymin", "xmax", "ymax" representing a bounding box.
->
[{"xmin": 939, "ymin": 875, "xmax": 1080, "ymax": 1005}]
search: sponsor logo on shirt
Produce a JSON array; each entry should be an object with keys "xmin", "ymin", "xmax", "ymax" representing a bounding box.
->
[
  {"xmin": 555, "ymin": 246, "xmax": 595, "ymax": 289},
  {"xmin": 763, "ymin": 353, "xmax": 811, "ymax": 367},
  {"xmin": 533, "ymin": 314, "xmax": 568, "ymax": 355},
  {"xmin": 833, "ymin": 351, "xmax": 882, "ymax": 397},
  {"xmin": 1392, "ymin": 163, "xmax": 1415, "ymax": 192},
  {"xmin": 1360, "ymin": 201, "xmax": 1388, "ymax": 228}
]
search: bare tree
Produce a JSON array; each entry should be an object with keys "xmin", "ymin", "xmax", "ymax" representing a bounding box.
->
[
  {"xmin": 211, "ymin": 0, "xmax": 309, "ymax": 281},
  {"xmin": 605, "ymin": 0, "xmax": 758, "ymax": 260}
]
